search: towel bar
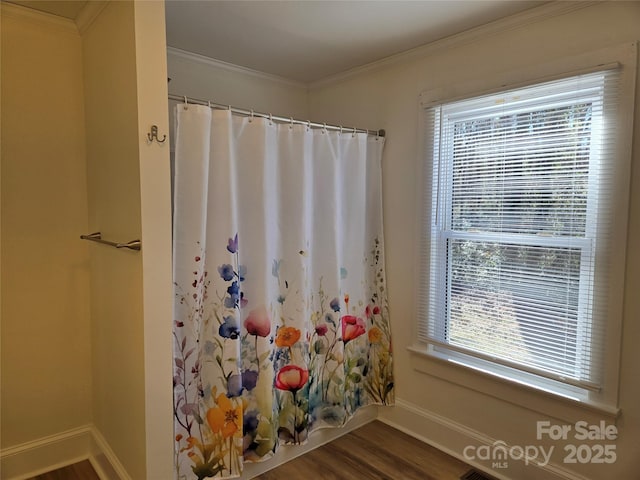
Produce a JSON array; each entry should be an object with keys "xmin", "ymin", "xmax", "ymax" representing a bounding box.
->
[{"xmin": 80, "ymin": 232, "xmax": 141, "ymax": 251}]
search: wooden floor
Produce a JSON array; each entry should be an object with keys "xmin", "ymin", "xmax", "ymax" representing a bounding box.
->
[
  {"xmin": 254, "ymin": 421, "xmax": 471, "ymax": 480},
  {"xmin": 27, "ymin": 460, "xmax": 100, "ymax": 480},
  {"xmin": 32, "ymin": 421, "xmax": 470, "ymax": 480}
]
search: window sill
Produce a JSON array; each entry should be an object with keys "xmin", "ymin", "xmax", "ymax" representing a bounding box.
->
[{"xmin": 408, "ymin": 344, "xmax": 620, "ymax": 424}]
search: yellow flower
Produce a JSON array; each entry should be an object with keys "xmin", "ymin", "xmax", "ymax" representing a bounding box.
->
[
  {"xmin": 275, "ymin": 326, "xmax": 301, "ymax": 347},
  {"xmin": 206, "ymin": 394, "xmax": 242, "ymax": 439},
  {"xmin": 368, "ymin": 327, "xmax": 383, "ymax": 344}
]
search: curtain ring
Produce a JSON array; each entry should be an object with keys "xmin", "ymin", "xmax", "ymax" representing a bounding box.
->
[
  {"xmin": 207, "ymin": 100, "xmax": 211, "ymax": 108},
  {"xmin": 307, "ymin": 120, "xmax": 311, "ymax": 132},
  {"xmin": 352, "ymin": 127, "xmax": 357, "ymax": 137},
  {"xmin": 289, "ymin": 117, "xmax": 294, "ymax": 130},
  {"xmin": 339, "ymin": 125, "xmax": 343, "ymax": 135},
  {"xmin": 249, "ymin": 109, "xmax": 254, "ymax": 123},
  {"xmin": 322, "ymin": 123, "xmax": 327, "ymax": 134},
  {"xmin": 269, "ymin": 113, "xmax": 273, "ymax": 125},
  {"xmin": 183, "ymin": 96, "xmax": 188, "ymax": 110}
]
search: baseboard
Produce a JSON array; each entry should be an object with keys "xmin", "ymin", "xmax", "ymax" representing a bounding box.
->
[
  {"xmin": 88, "ymin": 427, "xmax": 130, "ymax": 480},
  {"xmin": 0, "ymin": 425, "xmax": 93, "ymax": 480},
  {"xmin": 0, "ymin": 424, "xmax": 133, "ymax": 480},
  {"xmin": 378, "ymin": 399, "xmax": 591, "ymax": 480},
  {"xmin": 241, "ymin": 405, "xmax": 379, "ymax": 479},
  {"xmin": 0, "ymin": 407, "xmax": 376, "ymax": 480}
]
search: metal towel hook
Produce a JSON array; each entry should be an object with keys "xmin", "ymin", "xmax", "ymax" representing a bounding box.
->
[{"xmin": 147, "ymin": 125, "xmax": 166, "ymax": 144}]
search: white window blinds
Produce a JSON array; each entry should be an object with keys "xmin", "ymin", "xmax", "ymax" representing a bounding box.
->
[{"xmin": 418, "ymin": 68, "xmax": 621, "ymax": 390}]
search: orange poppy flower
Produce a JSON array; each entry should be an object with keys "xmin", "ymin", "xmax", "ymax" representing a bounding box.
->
[
  {"xmin": 275, "ymin": 326, "xmax": 301, "ymax": 347},
  {"xmin": 206, "ymin": 393, "xmax": 242, "ymax": 439}
]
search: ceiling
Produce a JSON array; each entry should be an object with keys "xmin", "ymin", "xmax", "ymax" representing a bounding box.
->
[
  {"xmin": 7, "ymin": 0, "xmax": 87, "ymax": 19},
  {"xmin": 8, "ymin": 0, "xmax": 547, "ymax": 84},
  {"xmin": 164, "ymin": 0, "xmax": 547, "ymax": 83}
]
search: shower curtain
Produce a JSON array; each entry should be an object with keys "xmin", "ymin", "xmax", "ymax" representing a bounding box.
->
[{"xmin": 172, "ymin": 105, "xmax": 394, "ymax": 479}]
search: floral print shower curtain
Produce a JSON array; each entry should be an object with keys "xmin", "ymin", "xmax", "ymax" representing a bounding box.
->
[{"xmin": 172, "ymin": 105, "xmax": 394, "ymax": 479}]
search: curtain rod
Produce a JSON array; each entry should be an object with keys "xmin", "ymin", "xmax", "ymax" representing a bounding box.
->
[{"xmin": 168, "ymin": 93, "xmax": 385, "ymax": 138}]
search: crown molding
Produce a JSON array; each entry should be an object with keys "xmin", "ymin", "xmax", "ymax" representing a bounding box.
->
[
  {"xmin": 1, "ymin": 2, "xmax": 78, "ymax": 33},
  {"xmin": 309, "ymin": 1, "xmax": 599, "ymax": 90},
  {"xmin": 167, "ymin": 46, "xmax": 308, "ymax": 90},
  {"xmin": 75, "ymin": 1, "xmax": 108, "ymax": 35}
]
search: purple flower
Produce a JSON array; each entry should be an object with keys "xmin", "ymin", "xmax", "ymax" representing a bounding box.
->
[
  {"xmin": 330, "ymin": 297, "xmax": 341, "ymax": 312},
  {"xmin": 226, "ymin": 374, "xmax": 243, "ymax": 397},
  {"xmin": 227, "ymin": 281, "xmax": 240, "ymax": 296},
  {"xmin": 227, "ymin": 233, "xmax": 238, "ymax": 254},
  {"xmin": 225, "ymin": 281, "xmax": 242, "ymax": 308},
  {"xmin": 242, "ymin": 370, "xmax": 259, "ymax": 391},
  {"xmin": 219, "ymin": 316, "xmax": 240, "ymax": 339},
  {"xmin": 243, "ymin": 411, "xmax": 259, "ymax": 435},
  {"xmin": 218, "ymin": 264, "xmax": 235, "ymax": 281}
]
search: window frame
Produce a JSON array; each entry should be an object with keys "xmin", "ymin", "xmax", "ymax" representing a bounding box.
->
[{"xmin": 412, "ymin": 43, "xmax": 637, "ymax": 415}]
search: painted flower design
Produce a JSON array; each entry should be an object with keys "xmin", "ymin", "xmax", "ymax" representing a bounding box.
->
[
  {"xmin": 329, "ymin": 297, "xmax": 341, "ymax": 312},
  {"xmin": 218, "ymin": 264, "xmax": 235, "ymax": 281},
  {"xmin": 275, "ymin": 326, "xmax": 301, "ymax": 347},
  {"xmin": 219, "ymin": 316, "xmax": 240, "ymax": 339},
  {"xmin": 206, "ymin": 393, "xmax": 242, "ymax": 439},
  {"xmin": 368, "ymin": 326, "xmax": 383, "ymax": 344},
  {"xmin": 242, "ymin": 369, "xmax": 259, "ymax": 391},
  {"xmin": 341, "ymin": 315, "xmax": 366, "ymax": 343},
  {"xmin": 227, "ymin": 233, "xmax": 238, "ymax": 254},
  {"xmin": 275, "ymin": 365, "xmax": 309, "ymax": 392},
  {"xmin": 315, "ymin": 323, "xmax": 328, "ymax": 336},
  {"xmin": 245, "ymin": 305, "xmax": 271, "ymax": 337}
]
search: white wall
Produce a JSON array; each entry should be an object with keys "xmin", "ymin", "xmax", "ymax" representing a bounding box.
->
[
  {"xmin": 166, "ymin": 47, "xmax": 309, "ymax": 144},
  {"xmin": 167, "ymin": 47, "xmax": 309, "ymax": 117},
  {"xmin": 308, "ymin": 3, "xmax": 640, "ymax": 479}
]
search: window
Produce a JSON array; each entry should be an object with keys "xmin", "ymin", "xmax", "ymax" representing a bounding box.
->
[{"xmin": 416, "ymin": 67, "xmax": 630, "ymax": 404}]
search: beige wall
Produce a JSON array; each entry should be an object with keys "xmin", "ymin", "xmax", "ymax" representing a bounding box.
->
[
  {"xmin": 309, "ymin": 3, "xmax": 640, "ymax": 479},
  {"xmin": 133, "ymin": 1, "xmax": 174, "ymax": 477},
  {"xmin": 0, "ymin": 6, "xmax": 92, "ymax": 448},
  {"xmin": 81, "ymin": 2, "xmax": 146, "ymax": 478},
  {"xmin": 166, "ymin": 48, "xmax": 309, "ymax": 152}
]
